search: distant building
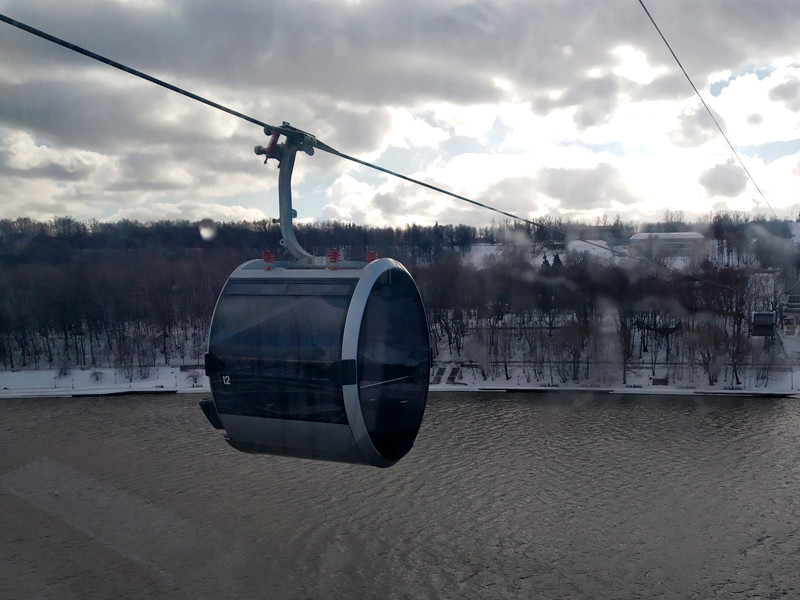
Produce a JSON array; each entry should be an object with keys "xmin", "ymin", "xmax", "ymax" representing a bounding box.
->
[
  {"xmin": 629, "ymin": 232, "xmax": 705, "ymax": 258},
  {"xmin": 782, "ymin": 295, "xmax": 800, "ymax": 335}
]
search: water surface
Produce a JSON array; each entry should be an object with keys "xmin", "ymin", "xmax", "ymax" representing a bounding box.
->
[{"xmin": 1, "ymin": 392, "xmax": 799, "ymax": 598}]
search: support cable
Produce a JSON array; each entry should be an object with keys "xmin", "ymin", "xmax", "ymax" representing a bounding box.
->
[
  {"xmin": 0, "ymin": 13, "xmax": 272, "ymax": 131},
  {"xmin": 637, "ymin": 0, "xmax": 777, "ymax": 219}
]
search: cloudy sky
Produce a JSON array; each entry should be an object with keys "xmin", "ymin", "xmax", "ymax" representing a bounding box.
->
[{"xmin": 1, "ymin": 0, "xmax": 799, "ymax": 228}]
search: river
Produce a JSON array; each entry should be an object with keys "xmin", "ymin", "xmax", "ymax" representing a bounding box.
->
[{"xmin": 1, "ymin": 391, "xmax": 799, "ymax": 599}]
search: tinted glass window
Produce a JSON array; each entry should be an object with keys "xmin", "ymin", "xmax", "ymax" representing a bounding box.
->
[
  {"xmin": 357, "ymin": 268, "xmax": 429, "ymax": 459},
  {"xmin": 209, "ymin": 280, "xmax": 354, "ymax": 423}
]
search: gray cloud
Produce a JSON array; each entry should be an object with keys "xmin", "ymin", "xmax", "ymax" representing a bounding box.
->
[
  {"xmin": 1, "ymin": 0, "xmax": 800, "ymax": 223},
  {"xmin": 699, "ymin": 161, "xmax": 748, "ymax": 197},
  {"xmin": 479, "ymin": 176, "xmax": 540, "ymax": 214},
  {"xmin": 533, "ymin": 75, "xmax": 621, "ymax": 130},
  {"xmin": 304, "ymin": 103, "xmax": 393, "ymax": 155},
  {"xmin": 769, "ymin": 78, "xmax": 800, "ymax": 112},
  {"xmin": 535, "ymin": 163, "xmax": 637, "ymax": 210},
  {"xmin": 0, "ymin": 148, "xmax": 93, "ymax": 181},
  {"xmin": 6, "ymin": 1, "xmax": 800, "ymax": 110},
  {"xmin": 669, "ymin": 105, "xmax": 725, "ymax": 148},
  {"xmin": 746, "ymin": 113, "xmax": 764, "ymax": 126},
  {"xmin": 371, "ymin": 192, "xmax": 397, "ymax": 215}
]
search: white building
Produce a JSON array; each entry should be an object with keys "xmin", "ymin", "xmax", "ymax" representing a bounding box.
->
[{"xmin": 629, "ymin": 232, "xmax": 705, "ymax": 258}]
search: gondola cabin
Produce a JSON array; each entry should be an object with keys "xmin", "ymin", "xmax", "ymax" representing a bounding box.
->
[
  {"xmin": 201, "ymin": 257, "xmax": 430, "ymax": 467},
  {"xmin": 751, "ymin": 311, "xmax": 776, "ymax": 337}
]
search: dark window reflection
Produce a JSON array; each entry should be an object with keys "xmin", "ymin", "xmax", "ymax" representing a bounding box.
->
[
  {"xmin": 358, "ymin": 269, "xmax": 429, "ymax": 459},
  {"xmin": 209, "ymin": 279, "xmax": 354, "ymax": 423}
]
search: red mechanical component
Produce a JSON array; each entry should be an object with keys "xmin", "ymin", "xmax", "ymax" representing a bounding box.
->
[
  {"xmin": 327, "ymin": 248, "xmax": 341, "ymax": 264},
  {"xmin": 262, "ymin": 250, "xmax": 275, "ymax": 270},
  {"xmin": 264, "ymin": 131, "xmax": 280, "ymax": 156},
  {"xmin": 366, "ymin": 251, "xmax": 378, "ymax": 263}
]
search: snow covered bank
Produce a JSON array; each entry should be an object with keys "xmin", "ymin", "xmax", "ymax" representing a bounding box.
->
[
  {"xmin": 2, "ymin": 363, "xmax": 797, "ymax": 399},
  {"xmin": 429, "ymin": 362, "xmax": 799, "ymax": 398},
  {"xmin": 0, "ymin": 366, "xmax": 209, "ymax": 399}
]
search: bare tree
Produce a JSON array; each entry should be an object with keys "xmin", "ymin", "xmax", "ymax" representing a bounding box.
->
[{"xmin": 691, "ymin": 317, "xmax": 727, "ymax": 385}]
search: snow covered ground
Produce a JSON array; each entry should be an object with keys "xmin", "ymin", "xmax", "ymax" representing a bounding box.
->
[
  {"xmin": 2, "ymin": 361, "xmax": 797, "ymax": 399},
  {"xmin": 428, "ymin": 361, "xmax": 798, "ymax": 397},
  {"xmin": 0, "ymin": 366, "xmax": 209, "ymax": 399}
]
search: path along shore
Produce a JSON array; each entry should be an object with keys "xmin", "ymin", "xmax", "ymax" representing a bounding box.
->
[{"xmin": 1, "ymin": 365, "xmax": 796, "ymax": 399}]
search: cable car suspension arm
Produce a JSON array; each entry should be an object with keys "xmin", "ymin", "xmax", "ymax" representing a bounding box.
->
[{"xmin": 255, "ymin": 123, "xmax": 317, "ymax": 262}]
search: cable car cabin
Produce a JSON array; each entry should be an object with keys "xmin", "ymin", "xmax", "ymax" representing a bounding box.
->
[
  {"xmin": 751, "ymin": 311, "xmax": 776, "ymax": 337},
  {"xmin": 201, "ymin": 257, "xmax": 430, "ymax": 467}
]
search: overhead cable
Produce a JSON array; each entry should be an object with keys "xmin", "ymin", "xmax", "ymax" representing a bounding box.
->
[
  {"xmin": 0, "ymin": 14, "xmax": 272, "ymax": 131},
  {"xmin": 637, "ymin": 0, "xmax": 777, "ymax": 219}
]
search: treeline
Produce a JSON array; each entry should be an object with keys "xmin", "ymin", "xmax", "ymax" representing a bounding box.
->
[
  {"xmin": 0, "ymin": 217, "xmax": 485, "ymax": 374},
  {"xmin": 415, "ymin": 248, "xmax": 789, "ymax": 386},
  {"xmin": 0, "ymin": 217, "xmax": 482, "ymax": 265},
  {"xmin": 0, "ymin": 248, "xmax": 228, "ymax": 375},
  {"xmin": 1, "ymin": 214, "xmax": 797, "ymax": 385},
  {"xmin": 2, "ymin": 213, "xmax": 790, "ymax": 265}
]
